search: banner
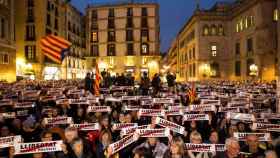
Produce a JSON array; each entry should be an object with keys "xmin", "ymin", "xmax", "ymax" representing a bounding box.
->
[
  {"xmin": 40, "ymin": 96, "xmax": 56, "ymax": 102},
  {"xmin": 138, "ymin": 109, "xmax": 164, "ymax": 117},
  {"xmin": 184, "ymin": 143, "xmax": 225, "ymax": 152},
  {"xmin": 183, "ymin": 114, "xmax": 210, "ymax": 121},
  {"xmin": 219, "ymin": 107, "xmax": 240, "ymax": 113},
  {"xmin": 56, "ymin": 99, "xmax": 69, "ymax": 105},
  {"xmin": 0, "ymin": 135, "xmax": 21, "ymax": 148},
  {"xmin": 153, "ymin": 98, "xmax": 174, "ymax": 104},
  {"xmin": 120, "ymin": 125, "xmax": 150, "ymax": 137},
  {"xmin": 233, "ymin": 132, "xmax": 271, "ymax": 141},
  {"xmin": 14, "ymin": 102, "xmax": 35, "ymax": 108},
  {"xmin": 226, "ymin": 112, "xmax": 255, "ymax": 122},
  {"xmin": 69, "ymin": 99, "xmax": 89, "ymax": 105},
  {"xmin": 200, "ymin": 99, "xmax": 220, "ymax": 105},
  {"xmin": 184, "ymin": 143, "xmax": 214, "ymax": 152},
  {"xmin": 164, "ymin": 109, "xmax": 184, "ymax": 116},
  {"xmin": 105, "ymin": 97, "xmax": 121, "ymax": 102},
  {"xmin": 140, "ymin": 100, "xmax": 153, "ymax": 106},
  {"xmin": 112, "ymin": 123, "xmax": 138, "ymax": 130},
  {"xmin": 155, "ymin": 117, "xmax": 185, "ymax": 134},
  {"xmin": 0, "ymin": 112, "xmax": 16, "ymax": 119},
  {"xmin": 189, "ymin": 104, "xmax": 216, "ymax": 112},
  {"xmin": 261, "ymin": 113, "xmax": 280, "ymax": 120},
  {"xmin": 252, "ymin": 123, "xmax": 280, "ymax": 132},
  {"xmin": 70, "ymin": 123, "xmax": 100, "ymax": 131},
  {"xmin": 87, "ymin": 106, "xmax": 111, "ymax": 113},
  {"xmin": 0, "ymin": 99, "xmax": 13, "ymax": 106},
  {"xmin": 122, "ymin": 96, "xmax": 137, "ymax": 101},
  {"xmin": 109, "ymin": 134, "xmax": 138, "ymax": 155},
  {"xmin": 44, "ymin": 117, "xmax": 72, "ymax": 125},
  {"xmin": 136, "ymin": 128, "xmax": 170, "ymax": 137},
  {"xmin": 14, "ymin": 141, "xmax": 63, "ymax": 155},
  {"xmin": 124, "ymin": 105, "xmax": 141, "ymax": 111},
  {"xmin": 16, "ymin": 109, "xmax": 29, "ymax": 117}
]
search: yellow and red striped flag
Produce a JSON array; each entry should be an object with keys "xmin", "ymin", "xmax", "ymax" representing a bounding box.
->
[
  {"xmin": 94, "ymin": 64, "xmax": 101, "ymax": 96},
  {"xmin": 40, "ymin": 35, "xmax": 71, "ymax": 64},
  {"xmin": 187, "ymin": 82, "xmax": 197, "ymax": 104}
]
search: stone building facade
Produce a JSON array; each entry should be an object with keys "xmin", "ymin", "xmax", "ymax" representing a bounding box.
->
[
  {"xmin": 166, "ymin": 0, "xmax": 278, "ymax": 81},
  {"xmin": 0, "ymin": 0, "xmax": 16, "ymax": 82},
  {"xmin": 14, "ymin": 0, "xmax": 86, "ymax": 80},
  {"xmin": 85, "ymin": 1, "xmax": 160, "ymax": 80}
]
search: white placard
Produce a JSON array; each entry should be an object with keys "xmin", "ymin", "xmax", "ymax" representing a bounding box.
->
[
  {"xmin": 189, "ymin": 104, "xmax": 216, "ymax": 112},
  {"xmin": 155, "ymin": 117, "xmax": 185, "ymax": 134},
  {"xmin": 44, "ymin": 117, "xmax": 72, "ymax": 125},
  {"xmin": 112, "ymin": 123, "xmax": 138, "ymax": 130},
  {"xmin": 120, "ymin": 125, "xmax": 150, "ymax": 137},
  {"xmin": 14, "ymin": 141, "xmax": 63, "ymax": 155},
  {"xmin": 109, "ymin": 134, "xmax": 138, "ymax": 155},
  {"xmin": 69, "ymin": 99, "xmax": 89, "ymax": 105},
  {"xmin": 136, "ymin": 128, "xmax": 170, "ymax": 137},
  {"xmin": 0, "ymin": 135, "xmax": 22, "ymax": 148},
  {"xmin": 233, "ymin": 132, "xmax": 271, "ymax": 141},
  {"xmin": 14, "ymin": 102, "xmax": 35, "ymax": 108},
  {"xmin": 226, "ymin": 112, "xmax": 255, "ymax": 122},
  {"xmin": 153, "ymin": 98, "xmax": 174, "ymax": 104},
  {"xmin": 183, "ymin": 114, "xmax": 210, "ymax": 121},
  {"xmin": 252, "ymin": 123, "xmax": 280, "ymax": 132},
  {"xmin": 138, "ymin": 109, "xmax": 164, "ymax": 117},
  {"xmin": 70, "ymin": 123, "xmax": 100, "ymax": 131},
  {"xmin": 87, "ymin": 106, "xmax": 111, "ymax": 113}
]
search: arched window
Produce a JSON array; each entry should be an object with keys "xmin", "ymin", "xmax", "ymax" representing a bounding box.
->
[
  {"xmin": 211, "ymin": 25, "xmax": 217, "ymax": 36},
  {"xmin": 203, "ymin": 25, "xmax": 209, "ymax": 36},
  {"xmin": 236, "ymin": 23, "xmax": 239, "ymax": 33},
  {"xmin": 218, "ymin": 25, "xmax": 224, "ymax": 36},
  {"xmin": 141, "ymin": 43, "xmax": 149, "ymax": 54}
]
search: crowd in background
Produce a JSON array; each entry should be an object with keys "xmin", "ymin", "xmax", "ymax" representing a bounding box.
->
[{"xmin": 0, "ymin": 72, "xmax": 279, "ymax": 158}]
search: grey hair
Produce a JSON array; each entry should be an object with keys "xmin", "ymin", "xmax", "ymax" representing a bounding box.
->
[
  {"xmin": 225, "ymin": 137, "xmax": 239, "ymax": 147},
  {"xmin": 265, "ymin": 150, "xmax": 277, "ymax": 158}
]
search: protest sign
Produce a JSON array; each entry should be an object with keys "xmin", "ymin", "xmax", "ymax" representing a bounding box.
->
[
  {"xmin": 233, "ymin": 132, "xmax": 271, "ymax": 141},
  {"xmin": 70, "ymin": 123, "xmax": 100, "ymax": 131},
  {"xmin": 87, "ymin": 106, "xmax": 111, "ymax": 113},
  {"xmin": 136, "ymin": 128, "xmax": 170, "ymax": 137},
  {"xmin": 0, "ymin": 135, "xmax": 21, "ymax": 148},
  {"xmin": 43, "ymin": 117, "xmax": 72, "ymax": 125},
  {"xmin": 183, "ymin": 114, "xmax": 210, "ymax": 121},
  {"xmin": 109, "ymin": 134, "xmax": 138, "ymax": 155},
  {"xmin": 155, "ymin": 117, "xmax": 185, "ymax": 134},
  {"xmin": 14, "ymin": 141, "xmax": 63, "ymax": 155}
]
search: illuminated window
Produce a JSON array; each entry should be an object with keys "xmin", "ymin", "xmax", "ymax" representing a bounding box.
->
[
  {"xmin": 236, "ymin": 23, "xmax": 239, "ymax": 33},
  {"xmin": 203, "ymin": 25, "xmax": 209, "ymax": 36},
  {"xmin": 274, "ymin": 9, "xmax": 279, "ymax": 21},
  {"xmin": 245, "ymin": 18, "xmax": 248, "ymax": 28},
  {"xmin": 211, "ymin": 25, "xmax": 217, "ymax": 35},
  {"xmin": 211, "ymin": 45, "xmax": 217, "ymax": 57},
  {"xmin": 239, "ymin": 20, "xmax": 243, "ymax": 31},
  {"xmin": 91, "ymin": 32, "xmax": 98, "ymax": 42},
  {"xmin": 141, "ymin": 43, "xmax": 149, "ymax": 54},
  {"xmin": 249, "ymin": 16, "xmax": 254, "ymax": 26}
]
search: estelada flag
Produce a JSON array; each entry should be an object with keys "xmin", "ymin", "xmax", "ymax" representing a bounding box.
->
[
  {"xmin": 40, "ymin": 35, "xmax": 71, "ymax": 64},
  {"xmin": 187, "ymin": 82, "xmax": 197, "ymax": 104},
  {"xmin": 94, "ymin": 64, "xmax": 101, "ymax": 96}
]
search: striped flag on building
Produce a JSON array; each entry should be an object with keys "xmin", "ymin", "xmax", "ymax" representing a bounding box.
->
[
  {"xmin": 94, "ymin": 64, "xmax": 101, "ymax": 96},
  {"xmin": 40, "ymin": 35, "xmax": 72, "ymax": 64}
]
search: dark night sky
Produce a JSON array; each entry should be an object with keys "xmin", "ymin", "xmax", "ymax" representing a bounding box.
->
[{"xmin": 71, "ymin": 0, "xmax": 224, "ymax": 53}]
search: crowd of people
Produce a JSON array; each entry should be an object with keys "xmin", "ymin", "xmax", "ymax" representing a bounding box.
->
[{"xmin": 0, "ymin": 72, "xmax": 279, "ymax": 158}]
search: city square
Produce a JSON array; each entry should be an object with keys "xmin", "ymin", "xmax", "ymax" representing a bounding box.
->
[{"xmin": 0, "ymin": 0, "xmax": 280, "ymax": 158}]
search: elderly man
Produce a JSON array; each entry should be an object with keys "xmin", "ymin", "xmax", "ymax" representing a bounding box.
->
[
  {"xmin": 214, "ymin": 137, "xmax": 241, "ymax": 158},
  {"xmin": 241, "ymin": 134, "xmax": 266, "ymax": 158}
]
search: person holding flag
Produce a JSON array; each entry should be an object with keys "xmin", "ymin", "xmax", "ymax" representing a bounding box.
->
[
  {"xmin": 186, "ymin": 82, "xmax": 197, "ymax": 104},
  {"xmin": 94, "ymin": 64, "xmax": 102, "ymax": 96}
]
